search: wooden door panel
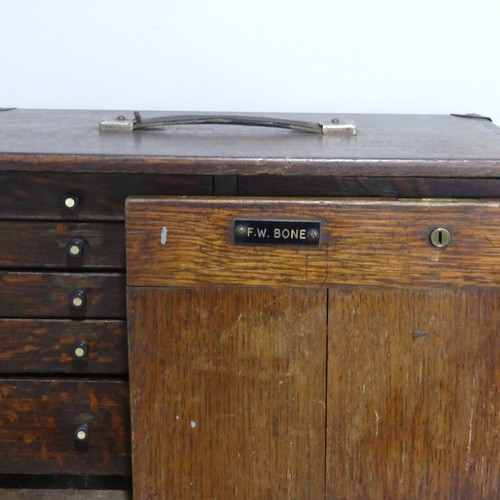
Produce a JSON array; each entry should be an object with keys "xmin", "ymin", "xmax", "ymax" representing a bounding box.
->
[
  {"xmin": 128, "ymin": 287, "xmax": 327, "ymax": 499},
  {"xmin": 327, "ymin": 288, "xmax": 500, "ymax": 499}
]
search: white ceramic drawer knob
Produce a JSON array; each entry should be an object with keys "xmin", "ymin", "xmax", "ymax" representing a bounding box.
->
[
  {"xmin": 74, "ymin": 424, "xmax": 90, "ymax": 443},
  {"xmin": 72, "ymin": 341, "xmax": 89, "ymax": 360},
  {"xmin": 69, "ymin": 290, "xmax": 87, "ymax": 309},
  {"xmin": 63, "ymin": 193, "xmax": 80, "ymax": 210},
  {"xmin": 66, "ymin": 238, "xmax": 85, "ymax": 258}
]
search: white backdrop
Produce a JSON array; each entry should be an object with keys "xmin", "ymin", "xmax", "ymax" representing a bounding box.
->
[{"xmin": 2, "ymin": 0, "xmax": 500, "ymax": 123}]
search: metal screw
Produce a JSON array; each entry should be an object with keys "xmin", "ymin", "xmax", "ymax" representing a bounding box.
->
[
  {"xmin": 74, "ymin": 424, "xmax": 90, "ymax": 442},
  {"xmin": 429, "ymin": 227, "xmax": 451, "ymax": 248},
  {"xmin": 306, "ymin": 228, "xmax": 320, "ymax": 242},
  {"xmin": 235, "ymin": 224, "xmax": 247, "ymax": 236}
]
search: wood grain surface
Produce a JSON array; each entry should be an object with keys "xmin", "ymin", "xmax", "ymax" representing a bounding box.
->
[
  {"xmin": 0, "ymin": 489, "xmax": 130, "ymax": 500},
  {"xmin": 0, "ymin": 319, "xmax": 127, "ymax": 374},
  {"xmin": 0, "ymin": 272, "xmax": 125, "ymax": 318},
  {"xmin": 0, "ymin": 474, "xmax": 131, "ymax": 491},
  {"xmin": 128, "ymin": 287, "xmax": 327, "ymax": 499},
  {"xmin": 0, "ymin": 379, "xmax": 130, "ymax": 475},
  {"xmin": 0, "ymin": 222, "xmax": 124, "ymax": 269},
  {"xmin": 2, "ymin": 110, "xmax": 500, "ymax": 177},
  {"xmin": 214, "ymin": 175, "xmax": 238, "ymax": 195},
  {"xmin": 327, "ymin": 287, "xmax": 500, "ymax": 498},
  {"xmin": 238, "ymin": 175, "xmax": 500, "ymax": 198},
  {"xmin": 126, "ymin": 198, "xmax": 500, "ymax": 288},
  {"xmin": 0, "ymin": 172, "xmax": 212, "ymax": 221}
]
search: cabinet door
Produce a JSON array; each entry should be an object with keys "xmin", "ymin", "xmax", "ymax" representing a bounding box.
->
[
  {"xmin": 128, "ymin": 287, "xmax": 327, "ymax": 498},
  {"xmin": 327, "ymin": 287, "xmax": 500, "ymax": 498},
  {"xmin": 127, "ymin": 197, "xmax": 500, "ymax": 499}
]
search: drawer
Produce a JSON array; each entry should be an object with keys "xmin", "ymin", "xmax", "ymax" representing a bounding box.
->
[
  {"xmin": 238, "ymin": 175, "xmax": 500, "ymax": 198},
  {"xmin": 0, "ymin": 272, "xmax": 125, "ymax": 318},
  {"xmin": 0, "ymin": 222, "xmax": 124, "ymax": 269},
  {"xmin": 0, "ymin": 172, "xmax": 212, "ymax": 221},
  {"xmin": 0, "ymin": 319, "xmax": 127, "ymax": 374},
  {"xmin": 126, "ymin": 197, "xmax": 500, "ymax": 288},
  {"xmin": 0, "ymin": 379, "xmax": 130, "ymax": 475}
]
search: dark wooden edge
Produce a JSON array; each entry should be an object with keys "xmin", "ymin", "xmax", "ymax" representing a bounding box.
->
[
  {"xmin": 0, "ymin": 474, "xmax": 131, "ymax": 490},
  {"xmin": 1, "ymin": 154, "xmax": 500, "ymax": 177},
  {"xmin": 237, "ymin": 175, "xmax": 500, "ymax": 198}
]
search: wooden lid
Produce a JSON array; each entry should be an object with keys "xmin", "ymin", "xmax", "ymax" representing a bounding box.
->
[{"xmin": 1, "ymin": 109, "xmax": 499, "ymax": 176}]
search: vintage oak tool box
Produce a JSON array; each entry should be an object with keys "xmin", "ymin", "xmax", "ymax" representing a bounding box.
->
[{"xmin": 0, "ymin": 108, "xmax": 499, "ymax": 498}]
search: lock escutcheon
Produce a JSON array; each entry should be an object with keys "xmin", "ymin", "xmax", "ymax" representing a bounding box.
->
[{"xmin": 429, "ymin": 227, "xmax": 451, "ymax": 248}]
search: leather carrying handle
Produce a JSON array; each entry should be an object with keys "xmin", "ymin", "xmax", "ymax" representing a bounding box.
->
[{"xmin": 99, "ymin": 112, "xmax": 357, "ymax": 135}]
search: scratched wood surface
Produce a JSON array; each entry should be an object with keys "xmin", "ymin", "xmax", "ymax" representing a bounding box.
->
[
  {"xmin": 0, "ymin": 222, "xmax": 125, "ymax": 269},
  {"xmin": 0, "ymin": 490, "xmax": 130, "ymax": 500},
  {"xmin": 238, "ymin": 174, "xmax": 500, "ymax": 198},
  {"xmin": 0, "ymin": 319, "xmax": 127, "ymax": 374},
  {"xmin": 128, "ymin": 287, "xmax": 327, "ymax": 499},
  {"xmin": 0, "ymin": 172, "xmax": 212, "ymax": 221},
  {"xmin": 126, "ymin": 198, "xmax": 500, "ymax": 288},
  {"xmin": 327, "ymin": 287, "xmax": 500, "ymax": 499},
  {"xmin": 0, "ymin": 379, "xmax": 131, "ymax": 475},
  {"xmin": 2, "ymin": 110, "xmax": 500, "ymax": 178},
  {"xmin": 0, "ymin": 272, "xmax": 125, "ymax": 318}
]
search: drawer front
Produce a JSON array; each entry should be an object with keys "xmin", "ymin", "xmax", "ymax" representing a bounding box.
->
[
  {"xmin": 0, "ymin": 272, "xmax": 125, "ymax": 318},
  {"xmin": 0, "ymin": 172, "xmax": 212, "ymax": 221},
  {"xmin": 238, "ymin": 175, "xmax": 500, "ymax": 198},
  {"xmin": 0, "ymin": 319, "xmax": 127, "ymax": 374},
  {"xmin": 0, "ymin": 222, "xmax": 124, "ymax": 269},
  {"xmin": 126, "ymin": 197, "xmax": 500, "ymax": 288},
  {"xmin": 0, "ymin": 379, "xmax": 130, "ymax": 475}
]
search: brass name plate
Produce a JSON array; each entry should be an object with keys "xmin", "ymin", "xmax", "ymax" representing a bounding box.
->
[{"xmin": 234, "ymin": 220, "xmax": 321, "ymax": 245}]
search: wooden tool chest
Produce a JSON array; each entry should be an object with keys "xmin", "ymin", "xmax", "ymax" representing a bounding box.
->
[{"xmin": 0, "ymin": 108, "xmax": 499, "ymax": 498}]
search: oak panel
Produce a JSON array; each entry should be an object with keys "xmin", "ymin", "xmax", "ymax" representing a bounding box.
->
[
  {"xmin": 128, "ymin": 287, "xmax": 327, "ymax": 499},
  {"xmin": 0, "ymin": 379, "xmax": 130, "ymax": 475},
  {"xmin": 126, "ymin": 198, "xmax": 500, "ymax": 288},
  {"xmin": 327, "ymin": 288, "xmax": 500, "ymax": 498},
  {"xmin": 0, "ymin": 319, "xmax": 127, "ymax": 374}
]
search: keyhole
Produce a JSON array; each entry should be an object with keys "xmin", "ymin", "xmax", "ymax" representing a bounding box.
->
[{"xmin": 429, "ymin": 227, "xmax": 451, "ymax": 248}]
